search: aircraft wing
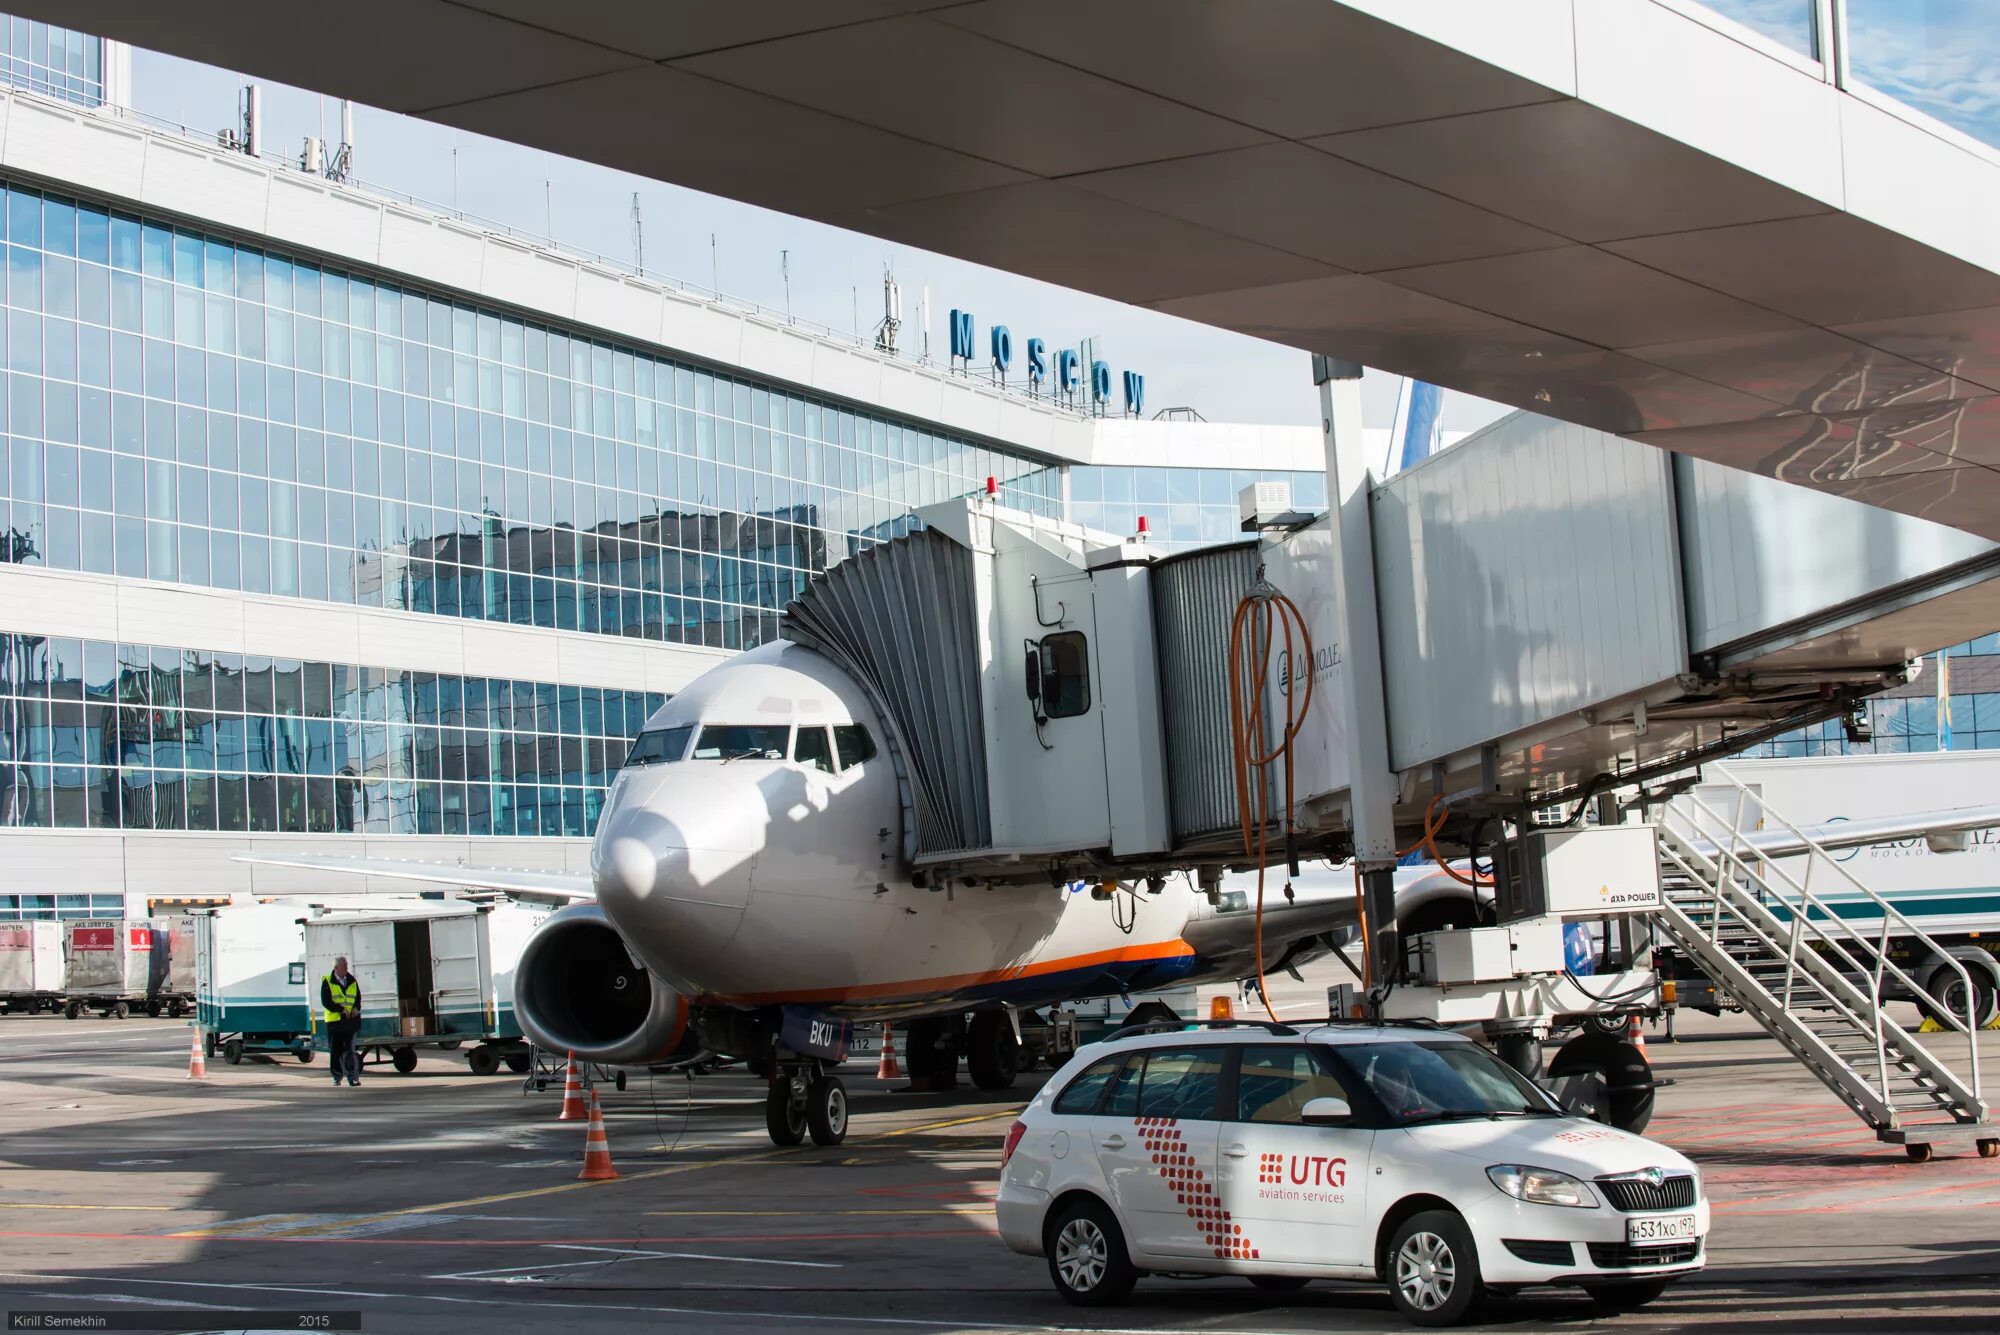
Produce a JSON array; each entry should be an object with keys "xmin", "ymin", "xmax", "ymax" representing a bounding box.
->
[
  {"xmin": 1680, "ymin": 805, "xmax": 2000, "ymax": 861},
  {"xmin": 232, "ymin": 852, "xmax": 595, "ymax": 904}
]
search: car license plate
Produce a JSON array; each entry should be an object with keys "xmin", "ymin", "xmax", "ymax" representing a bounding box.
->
[{"xmin": 1626, "ymin": 1213, "xmax": 1697, "ymax": 1246}]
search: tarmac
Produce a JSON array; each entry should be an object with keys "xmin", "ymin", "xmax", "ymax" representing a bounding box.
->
[{"xmin": 2, "ymin": 1004, "xmax": 1997, "ymax": 1334}]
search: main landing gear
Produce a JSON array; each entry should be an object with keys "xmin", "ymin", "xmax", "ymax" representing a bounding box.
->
[{"xmin": 765, "ymin": 1060, "xmax": 848, "ymax": 1147}]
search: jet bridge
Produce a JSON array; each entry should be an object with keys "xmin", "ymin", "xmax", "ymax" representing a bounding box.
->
[{"xmin": 781, "ymin": 410, "xmax": 2000, "ymax": 888}]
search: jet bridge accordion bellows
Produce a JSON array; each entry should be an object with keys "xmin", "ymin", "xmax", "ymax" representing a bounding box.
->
[
  {"xmin": 782, "ymin": 529, "xmax": 993, "ymax": 861},
  {"xmin": 1151, "ymin": 542, "xmax": 1261, "ymax": 847}
]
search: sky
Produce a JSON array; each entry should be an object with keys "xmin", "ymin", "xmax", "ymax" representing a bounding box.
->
[{"xmin": 126, "ymin": 46, "xmax": 1515, "ymax": 441}]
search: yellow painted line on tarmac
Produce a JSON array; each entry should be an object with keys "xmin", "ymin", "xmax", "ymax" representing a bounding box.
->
[
  {"xmin": 0, "ymin": 1202, "xmax": 175, "ymax": 1212},
  {"xmin": 873, "ymin": 1108, "xmax": 1022, "ymax": 1137},
  {"xmin": 243, "ymin": 1148, "xmax": 811, "ymax": 1239}
]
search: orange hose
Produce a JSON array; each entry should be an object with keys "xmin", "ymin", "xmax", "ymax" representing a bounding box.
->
[
  {"xmin": 1419, "ymin": 794, "xmax": 1492, "ymax": 887},
  {"xmin": 1227, "ymin": 582, "xmax": 1316, "ymax": 1024}
]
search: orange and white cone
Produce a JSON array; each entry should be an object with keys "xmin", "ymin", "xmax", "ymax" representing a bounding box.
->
[
  {"xmin": 875, "ymin": 1024, "xmax": 901, "ymax": 1081},
  {"xmin": 187, "ymin": 1026, "xmax": 207, "ymax": 1080},
  {"xmin": 1626, "ymin": 1014, "xmax": 1650, "ymax": 1064},
  {"xmin": 557, "ymin": 1052, "xmax": 587, "ymax": 1121},
  {"xmin": 577, "ymin": 1088, "xmax": 619, "ymax": 1181}
]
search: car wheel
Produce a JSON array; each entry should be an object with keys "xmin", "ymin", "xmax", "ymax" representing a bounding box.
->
[
  {"xmin": 1248, "ymin": 1275, "xmax": 1312, "ymax": 1292},
  {"xmin": 765, "ymin": 1078, "xmax": 807, "ymax": 1146},
  {"xmin": 392, "ymin": 1046, "xmax": 419, "ymax": 1074},
  {"xmin": 1581, "ymin": 1279, "xmax": 1671, "ymax": 1312},
  {"xmin": 1387, "ymin": 1210, "xmax": 1483, "ymax": 1327},
  {"xmin": 1045, "ymin": 1197, "xmax": 1138, "ymax": 1307}
]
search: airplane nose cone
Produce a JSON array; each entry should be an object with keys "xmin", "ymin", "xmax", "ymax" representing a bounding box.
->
[{"xmin": 590, "ymin": 769, "xmax": 768, "ymax": 990}]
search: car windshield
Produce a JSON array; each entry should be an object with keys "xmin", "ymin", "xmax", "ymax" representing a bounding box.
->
[
  {"xmin": 691, "ymin": 724, "xmax": 790, "ymax": 761},
  {"xmin": 1334, "ymin": 1040, "xmax": 1561, "ymax": 1126},
  {"xmin": 624, "ymin": 725, "xmax": 692, "ymax": 768}
]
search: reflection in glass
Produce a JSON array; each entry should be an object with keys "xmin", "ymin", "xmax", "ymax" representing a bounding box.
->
[
  {"xmin": 0, "ymin": 628, "xmax": 668, "ymax": 840},
  {"xmin": 1849, "ymin": 0, "xmax": 2000, "ymax": 151}
]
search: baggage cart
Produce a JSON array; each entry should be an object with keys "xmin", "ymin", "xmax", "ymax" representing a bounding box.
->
[
  {"xmin": 0, "ymin": 921, "xmax": 64, "ymax": 1014},
  {"xmin": 62, "ymin": 919, "xmax": 182, "ymax": 1019}
]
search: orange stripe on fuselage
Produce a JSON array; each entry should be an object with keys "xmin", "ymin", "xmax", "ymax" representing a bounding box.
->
[{"xmin": 702, "ymin": 939, "xmax": 1197, "ymax": 1007}]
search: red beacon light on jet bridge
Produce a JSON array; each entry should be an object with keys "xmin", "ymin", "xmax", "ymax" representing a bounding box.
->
[
  {"xmin": 985, "ymin": 475, "xmax": 998, "ymax": 496},
  {"xmin": 1135, "ymin": 515, "xmax": 1150, "ymax": 540}
]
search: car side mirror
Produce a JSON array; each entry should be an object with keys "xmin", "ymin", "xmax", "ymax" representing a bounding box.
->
[{"xmin": 1300, "ymin": 1096, "xmax": 1352, "ymax": 1125}]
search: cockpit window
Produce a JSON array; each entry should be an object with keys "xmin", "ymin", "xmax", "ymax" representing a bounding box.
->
[
  {"xmin": 625, "ymin": 725, "xmax": 692, "ymax": 768},
  {"xmin": 793, "ymin": 726, "xmax": 835, "ymax": 773},
  {"xmin": 834, "ymin": 724, "xmax": 876, "ymax": 769},
  {"xmin": 692, "ymin": 724, "xmax": 790, "ymax": 761}
]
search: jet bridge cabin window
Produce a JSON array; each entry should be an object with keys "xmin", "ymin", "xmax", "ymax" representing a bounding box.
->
[{"xmin": 1025, "ymin": 631, "xmax": 1090, "ymax": 721}]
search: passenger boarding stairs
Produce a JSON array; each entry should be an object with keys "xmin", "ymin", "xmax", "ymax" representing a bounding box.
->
[{"xmin": 1655, "ymin": 775, "xmax": 1995, "ymax": 1158}]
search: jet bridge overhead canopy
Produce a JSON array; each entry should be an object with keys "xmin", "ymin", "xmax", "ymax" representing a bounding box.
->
[{"xmin": 36, "ymin": 0, "xmax": 2000, "ymax": 539}]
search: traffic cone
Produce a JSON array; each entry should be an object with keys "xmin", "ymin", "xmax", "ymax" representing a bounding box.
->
[
  {"xmin": 577, "ymin": 1088, "xmax": 619, "ymax": 1181},
  {"xmin": 186, "ymin": 1026, "xmax": 207, "ymax": 1080},
  {"xmin": 1626, "ymin": 1015, "xmax": 1650, "ymax": 1064},
  {"xmin": 557, "ymin": 1053, "xmax": 587, "ymax": 1121},
  {"xmin": 875, "ymin": 1024, "xmax": 901, "ymax": 1081}
]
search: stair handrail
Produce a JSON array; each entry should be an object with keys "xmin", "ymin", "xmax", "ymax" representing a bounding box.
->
[
  {"xmin": 1658, "ymin": 837, "xmax": 1904, "ymax": 1113},
  {"xmin": 1663, "ymin": 773, "xmax": 1981, "ymax": 1102}
]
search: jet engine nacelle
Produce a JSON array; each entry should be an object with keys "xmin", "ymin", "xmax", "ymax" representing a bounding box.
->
[{"xmin": 514, "ymin": 903, "xmax": 699, "ymax": 1066}]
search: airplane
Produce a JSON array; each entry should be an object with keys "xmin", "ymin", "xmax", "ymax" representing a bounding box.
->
[
  {"xmin": 246, "ymin": 637, "xmax": 1460, "ymax": 1145},
  {"xmin": 247, "ymin": 635, "xmax": 2000, "ymax": 1149}
]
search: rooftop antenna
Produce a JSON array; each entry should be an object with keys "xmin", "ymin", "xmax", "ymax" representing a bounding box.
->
[
  {"xmin": 329, "ymin": 97, "xmax": 354, "ymax": 182},
  {"xmin": 920, "ymin": 283, "xmax": 931, "ymax": 364},
  {"xmin": 630, "ymin": 192, "xmax": 644, "ymax": 273},
  {"xmin": 238, "ymin": 83, "xmax": 260, "ymax": 157},
  {"xmin": 781, "ymin": 250, "xmax": 792, "ymax": 323},
  {"xmin": 451, "ymin": 141, "xmax": 460, "ymax": 214},
  {"xmin": 874, "ymin": 265, "xmax": 901, "ymax": 356},
  {"xmin": 710, "ymin": 233, "xmax": 719, "ymax": 297}
]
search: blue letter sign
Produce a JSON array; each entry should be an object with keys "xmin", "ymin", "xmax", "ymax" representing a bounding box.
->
[
  {"xmin": 948, "ymin": 309, "xmax": 974, "ymax": 363},
  {"xmin": 990, "ymin": 324, "xmax": 1012, "ymax": 374},
  {"xmin": 1057, "ymin": 348, "xmax": 1080, "ymax": 394},
  {"xmin": 1026, "ymin": 337, "xmax": 1047, "ymax": 384},
  {"xmin": 1090, "ymin": 360, "xmax": 1111, "ymax": 404},
  {"xmin": 1123, "ymin": 370, "xmax": 1145, "ymax": 417}
]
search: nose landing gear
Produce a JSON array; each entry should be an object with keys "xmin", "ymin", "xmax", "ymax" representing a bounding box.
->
[{"xmin": 765, "ymin": 1061, "xmax": 849, "ymax": 1147}]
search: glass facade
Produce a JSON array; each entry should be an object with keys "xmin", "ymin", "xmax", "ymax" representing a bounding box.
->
[
  {"xmin": 1847, "ymin": 0, "xmax": 2000, "ymax": 152},
  {"xmin": 0, "ymin": 177, "xmax": 1061, "ymax": 653},
  {"xmin": 0, "ymin": 16, "xmax": 102, "ymax": 106},
  {"xmin": 1069, "ymin": 465, "xmax": 1327, "ymax": 553},
  {"xmin": 0, "ymin": 891, "xmax": 121, "ymax": 920},
  {"xmin": 1695, "ymin": 1, "xmax": 1821, "ymax": 58},
  {"xmin": 0, "ymin": 629, "xmax": 666, "ymax": 839}
]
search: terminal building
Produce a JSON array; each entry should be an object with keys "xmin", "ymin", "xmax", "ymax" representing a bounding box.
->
[{"xmin": 0, "ymin": 24, "xmax": 1335, "ymax": 919}]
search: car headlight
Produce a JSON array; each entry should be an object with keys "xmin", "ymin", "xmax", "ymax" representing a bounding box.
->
[{"xmin": 1487, "ymin": 1164, "xmax": 1599, "ymax": 1208}]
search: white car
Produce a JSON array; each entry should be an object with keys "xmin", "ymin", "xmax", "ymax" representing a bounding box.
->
[{"xmin": 996, "ymin": 1020, "xmax": 1707, "ymax": 1326}]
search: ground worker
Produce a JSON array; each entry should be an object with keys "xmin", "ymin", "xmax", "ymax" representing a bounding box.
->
[{"xmin": 321, "ymin": 955, "xmax": 361, "ymax": 1087}]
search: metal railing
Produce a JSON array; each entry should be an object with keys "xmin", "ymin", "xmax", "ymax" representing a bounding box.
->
[{"xmin": 1659, "ymin": 769, "xmax": 1982, "ymax": 1107}]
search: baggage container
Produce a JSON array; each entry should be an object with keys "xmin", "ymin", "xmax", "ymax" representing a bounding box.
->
[
  {"xmin": 194, "ymin": 902, "xmax": 316, "ymax": 1066},
  {"xmin": 62, "ymin": 919, "xmax": 179, "ymax": 1018},
  {"xmin": 0, "ymin": 921, "xmax": 63, "ymax": 1013},
  {"xmin": 303, "ymin": 901, "xmax": 546, "ymax": 1076}
]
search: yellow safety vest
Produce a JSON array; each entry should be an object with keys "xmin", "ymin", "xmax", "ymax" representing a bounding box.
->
[{"xmin": 324, "ymin": 974, "xmax": 359, "ymax": 1024}]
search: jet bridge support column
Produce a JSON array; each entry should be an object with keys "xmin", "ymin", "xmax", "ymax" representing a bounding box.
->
[{"xmin": 1314, "ymin": 356, "xmax": 1400, "ymax": 1003}]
